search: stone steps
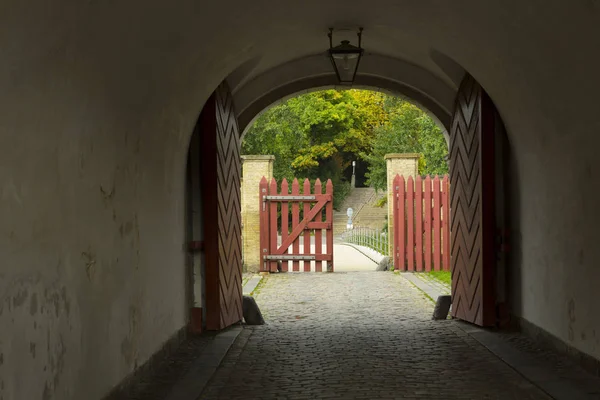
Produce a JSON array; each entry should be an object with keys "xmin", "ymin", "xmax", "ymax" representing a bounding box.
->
[{"xmin": 333, "ymin": 187, "xmax": 388, "ymax": 235}]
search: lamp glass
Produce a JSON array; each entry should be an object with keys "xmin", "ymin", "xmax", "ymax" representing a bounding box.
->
[{"xmin": 328, "ymin": 38, "xmax": 363, "ymax": 84}]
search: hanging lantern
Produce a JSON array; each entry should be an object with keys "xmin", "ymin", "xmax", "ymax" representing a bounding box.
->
[{"xmin": 328, "ymin": 28, "xmax": 364, "ymax": 85}]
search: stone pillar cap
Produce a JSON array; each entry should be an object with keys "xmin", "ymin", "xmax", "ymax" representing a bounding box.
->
[
  {"xmin": 241, "ymin": 155, "xmax": 275, "ymax": 161},
  {"xmin": 384, "ymin": 153, "xmax": 420, "ymax": 160}
]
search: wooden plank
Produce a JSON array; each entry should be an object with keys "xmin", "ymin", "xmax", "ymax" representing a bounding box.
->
[
  {"xmin": 303, "ymin": 179, "xmax": 311, "ymax": 272},
  {"xmin": 307, "ymin": 222, "xmax": 331, "ymax": 229},
  {"xmin": 393, "ymin": 175, "xmax": 400, "ymax": 270},
  {"xmin": 326, "ymin": 179, "xmax": 334, "ymax": 272},
  {"xmin": 280, "ymin": 178, "xmax": 289, "ymax": 272},
  {"xmin": 264, "ymin": 194, "xmax": 331, "ymax": 201},
  {"xmin": 291, "ymin": 179, "xmax": 300, "ymax": 271},
  {"xmin": 267, "ymin": 254, "xmax": 333, "ymax": 261},
  {"xmin": 433, "ymin": 176, "xmax": 442, "ymax": 271},
  {"xmin": 424, "ymin": 176, "xmax": 432, "ymax": 272},
  {"xmin": 259, "ymin": 177, "xmax": 270, "ymax": 272},
  {"xmin": 269, "ymin": 178, "xmax": 279, "ymax": 272},
  {"xmin": 396, "ymin": 175, "xmax": 406, "ymax": 271},
  {"xmin": 314, "ymin": 179, "xmax": 323, "ymax": 272},
  {"xmin": 442, "ymin": 175, "xmax": 450, "ymax": 271},
  {"xmin": 407, "ymin": 176, "xmax": 415, "ymax": 271},
  {"xmin": 415, "ymin": 176, "xmax": 424, "ymax": 272}
]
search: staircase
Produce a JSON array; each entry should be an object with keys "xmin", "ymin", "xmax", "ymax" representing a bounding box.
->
[{"xmin": 333, "ymin": 187, "xmax": 388, "ymax": 237}]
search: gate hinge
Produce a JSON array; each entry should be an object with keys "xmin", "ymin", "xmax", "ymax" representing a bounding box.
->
[{"xmin": 496, "ymin": 229, "xmax": 510, "ymax": 253}]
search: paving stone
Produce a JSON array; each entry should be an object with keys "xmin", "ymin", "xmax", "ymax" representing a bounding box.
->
[
  {"xmin": 466, "ymin": 327, "xmax": 600, "ymax": 399},
  {"xmin": 109, "ymin": 336, "xmax": 211, "ymax": 400},
  {"xmin": 198, "ymin": 272, "xmax": 552, "ymax": 399}
]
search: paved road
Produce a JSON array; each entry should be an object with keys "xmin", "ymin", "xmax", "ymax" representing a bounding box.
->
[
  {"xmin": 277, "ymin": 239, "xmax": 379, "ymax": 272},
  {"xmin": 332, "ymin": 244, "xmax": 377, "ymax": 272},
  {"xmin": 199, "ymin": 273, "xmax": 550, "ymax": 399}
]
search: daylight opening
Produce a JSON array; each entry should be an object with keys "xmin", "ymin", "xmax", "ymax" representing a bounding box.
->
[{"xmin": 240, "ymin": 89, "xmax": 450, "ymax": 276}]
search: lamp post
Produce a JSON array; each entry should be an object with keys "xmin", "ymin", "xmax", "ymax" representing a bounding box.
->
[{"xmin": 328, "ymin": 28, "xmax": 364, "ymax": 85}]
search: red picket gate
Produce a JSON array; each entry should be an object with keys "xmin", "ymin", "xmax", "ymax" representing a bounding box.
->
[
  {"xmin": 259, "ymin": 177, "xmax": 334, "ymax": 273},
  {"xmin": 393, "ymin": 174, "xmax": 450, "ymax": 271}
]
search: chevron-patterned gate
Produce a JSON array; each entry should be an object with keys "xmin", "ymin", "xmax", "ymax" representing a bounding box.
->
[
  {"xmin": 200, "ymin": 82, "xmax": 243, "ymax": 331},
  {"xmin": 449, "ymin": 75, "xmax": 498, "ymax": 327}
]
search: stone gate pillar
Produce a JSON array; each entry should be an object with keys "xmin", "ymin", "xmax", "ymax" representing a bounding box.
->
[
  {"xmin": 385, "ymin": 154, "xmax": 419, "ymax": 259},
  {"xmin": 241, "ymin": 155, "xmax": 275, "ymax": 272}
]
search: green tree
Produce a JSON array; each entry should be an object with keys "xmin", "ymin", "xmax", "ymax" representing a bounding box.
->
[
  {"xmin": 241, "ymin": 102, "xmax": 306, "ymax": 183},
  {"xmin": 241, "ymin": 90, "xmax": 448, "ymax": 207},
  {"xmin": 361, "ymin": 101, "xmax": 448, "ymax": 191},
  {"xmin": 242, "ymin": 89, "xmax": 388, "ymax": 209}
]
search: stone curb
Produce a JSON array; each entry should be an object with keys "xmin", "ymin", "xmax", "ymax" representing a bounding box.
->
[
  {"xmin": 403, "ymin": 273, "xmax": 600, "ymax": 399},
  {"xmin": 242, "ymin": 274, "xmax": 263, "ymax": 296},
  {"xmin": 165, "ymin": 326, "xmax": 243, "ymax": 400},
  {"xmin": 400, "ymin": 272, "xmax": 452, "ymax": 316},
  {"xmin": 163, "ymin": 273, "xmax": 261, "ymax": 399},
  {"xmin": 401, "ymin": 273, "xmax": 449, "ymax": 300},
  {"xmin": 455, "ymin": 322, "xmax": 600, "ymax": 400}
]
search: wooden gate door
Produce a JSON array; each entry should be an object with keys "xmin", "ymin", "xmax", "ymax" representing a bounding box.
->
[
  {"xmin": 449, "ymin": 74, "xmax": 499, "ymax": 327},
  {"xmin": 392, "ymin": 174, "xmax": 451, "ymax": 272},
  {"xmin": 200, "ymin": 82, "xmax": 243, "ymax": 331},
  {"xmin": 259, "ymin": 178, "xmax": 334, "ymax": 273}
]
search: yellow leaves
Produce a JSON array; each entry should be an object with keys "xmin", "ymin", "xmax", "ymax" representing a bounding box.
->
[
  {"xmin": 291, "ymin": 156, "xmax": 320, "ymax": 169},
  {"xmin": 346, "ymin": 89, "xmax": 391, "ymax": 129},
  {"xmin": 291, "ymin": 142, "xmax": 337, "ymax": 169},
  {"xmin": 244, "ymin": 87, "xmax": 446, "ymax": 189},
  {"xmin": 330, "ymin": 90, "xmax": 344, "ymax": 100},
  {"xmin": 418, "ymin": 156, "xmax": 427, "ymax": 172},
  {"xmin": 310, "ymin": 142, "xmax": 337, "ymax": 157}
]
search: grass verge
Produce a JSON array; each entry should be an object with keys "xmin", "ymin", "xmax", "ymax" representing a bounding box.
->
[
  {"xmin": 241, "ymin": 276, "xmax": 250, "ymax": 287},
  {"xmin": 427, "ymin": 270, "xmax": 451, "ymax": 286},
  {"xmin": 250, "ymin": 275, "xmax": 268, "ymax": 298}
]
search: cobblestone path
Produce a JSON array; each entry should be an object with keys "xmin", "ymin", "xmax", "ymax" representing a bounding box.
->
[{"xmin": 199, "ymin": 272, "xmax": 550, "ymax": 399}]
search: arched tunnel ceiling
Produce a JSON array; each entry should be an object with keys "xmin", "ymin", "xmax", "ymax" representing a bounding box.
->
[
  {"xmin": 3, "ymin": 4, "xmax": 600, "ymax": 398},
  {"xmin": 3, "ymin": 0, "xmax": 599, "ymax": 155},
  {"xmin": 230, "ymin": 53, "xmax": 459, "ymax": 135}
]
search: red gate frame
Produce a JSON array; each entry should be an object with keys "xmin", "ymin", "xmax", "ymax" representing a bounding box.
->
[
  {"xmin": 259, "ymin": 177, "xmax": 334, "ymax": 273},
  {"xmin": 393, "ymin": 174, "xmax": 451, "ymax": 272}
]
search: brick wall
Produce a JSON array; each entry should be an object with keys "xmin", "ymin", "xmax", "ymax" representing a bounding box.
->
[
  {"xmin": 241, "ymin": 156, "xmax": 274, "ymax": 272},
  {"xmin": 385, "ymin": 154, "xmax": 419, "ymax": 257}
]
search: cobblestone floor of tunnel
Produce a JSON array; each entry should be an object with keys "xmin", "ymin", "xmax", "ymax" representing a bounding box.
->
[{"xmin": 198, "ymin": 272, "xmax": 551, "ymax": 400}]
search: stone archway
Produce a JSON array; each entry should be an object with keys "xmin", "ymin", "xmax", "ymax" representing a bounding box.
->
[{"xmin": 233, "ymin": 71, "xmax": 509, "ymax": 328}]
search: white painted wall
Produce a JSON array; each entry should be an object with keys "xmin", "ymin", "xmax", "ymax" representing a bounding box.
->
[
  {"xmin": 0, "ymin": 97, "xmax": 190, "ymax": 397},
  {"xmin": 1, "ymin": 1, "xmax": 600, "ymax": 398}
]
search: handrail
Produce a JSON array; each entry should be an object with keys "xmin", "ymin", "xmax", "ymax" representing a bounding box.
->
[{"xmin": 339, "ymin": 225, "xmax": 388, "ymax": 257}]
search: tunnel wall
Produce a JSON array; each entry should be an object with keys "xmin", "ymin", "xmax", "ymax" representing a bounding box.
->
[
  {"xmin": 506, "ymin": 111, "xmax": 600, "ymax": 363},
  {"xmin": 1, "ymin": 1, "xmax": 600, "ymax": 398},
  {"xmin": 0, "ymin": 69, "xmax": 193, "ymax": 400}
]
